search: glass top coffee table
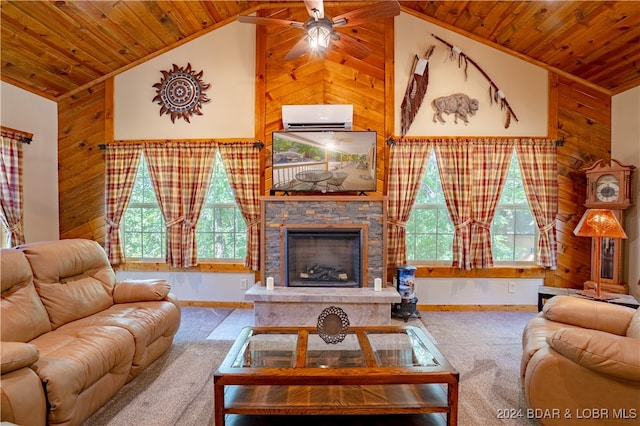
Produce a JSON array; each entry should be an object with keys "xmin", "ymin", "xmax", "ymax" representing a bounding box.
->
[{"xmin": 214, "ymin": 325, "xmax": 459, "ymax": 425}]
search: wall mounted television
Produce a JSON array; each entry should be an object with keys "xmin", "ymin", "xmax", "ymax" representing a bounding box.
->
[{"xmin": 271, "ymin": 131, "xmax": 377, "ymax": 194}]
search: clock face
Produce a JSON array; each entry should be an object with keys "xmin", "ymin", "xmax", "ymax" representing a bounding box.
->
[{"xmin": 596, "ymin": 174, "xmax": 620, "ymax": 202}]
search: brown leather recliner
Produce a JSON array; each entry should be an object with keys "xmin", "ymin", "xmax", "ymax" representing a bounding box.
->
[
  {"xmin": 522, "ymin": 295, "xmax": 640, "ymax": 425},
  {"xmin": 1, "ymin": 239, "xmax": 181, "ymax": 426}
]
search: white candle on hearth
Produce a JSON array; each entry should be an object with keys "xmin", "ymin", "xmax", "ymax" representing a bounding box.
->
[
  {"xmin": 374, "ymin": 278, "xmax": 382, "ymax": 292},
  {"xmin": 266, "ymin": 277, "xmax": 274, "ymax": 291}
]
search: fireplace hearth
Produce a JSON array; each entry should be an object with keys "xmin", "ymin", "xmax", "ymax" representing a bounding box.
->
[{"xmin": 285, "ymin": 229, "xmax": 362, "ymax": 288}]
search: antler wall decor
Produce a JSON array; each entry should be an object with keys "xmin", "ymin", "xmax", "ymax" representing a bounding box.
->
[
  {"xmin": 400, "ymin": 45, "xmax": 436, "ymax": 136},
  {"xmin": 432, "ymin": 34, "xmax": 519, "ymax": 129}
]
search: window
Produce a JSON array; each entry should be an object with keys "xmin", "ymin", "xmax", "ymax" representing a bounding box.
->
[
  {"xmin": 406, "ymin": 149, "xmax": 537, "ymax": 264},
  {"xmin": 122, "ymin": 155, "xmax": 166, "ymax": 259},
  {"xmin": 122, "ymin": 151, "xmax": 245, "ymax": 261},
  {"xmin": 491, "ymin": 151, "xmax": 536, "ymax": 262},
  {"xmin": 196, "ymin": 154, "xmax": 247, "ymax": 260},
  {"xmin": 406, "ymin": 150, "xmax": 454, "ymax": 262}
]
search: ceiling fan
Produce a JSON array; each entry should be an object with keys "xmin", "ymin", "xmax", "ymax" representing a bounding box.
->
[{"xmin": 237, "ymin": 1, "xmax": 401, "ymax": 61}]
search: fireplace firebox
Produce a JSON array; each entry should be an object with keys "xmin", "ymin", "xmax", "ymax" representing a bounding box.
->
[{"xmin": 284, "ymin": 228, "xmax": 363, "ymax": 288}]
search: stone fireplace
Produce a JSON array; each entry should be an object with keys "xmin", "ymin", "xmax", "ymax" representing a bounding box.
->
[
  {"xmin": 248, "ymin": 195, "xmax": 398, "ymax": 327},
  {"xmin": 261, "ymin": 196, "xmax": 387, "ymax": 287}
]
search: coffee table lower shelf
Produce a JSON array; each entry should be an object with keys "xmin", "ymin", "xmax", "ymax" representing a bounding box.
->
[{"xmin": 219, "ymin": 383, "xmax": 452, "ymax": 423}]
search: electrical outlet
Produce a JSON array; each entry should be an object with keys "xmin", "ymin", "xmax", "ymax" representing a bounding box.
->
[
  {"xmin": 240, "ymin": 279, "xmax": 248, "ymax": 290},
  {"xmin": 508, "ymin": 281, "xmax": 516, "ymax": 293}
]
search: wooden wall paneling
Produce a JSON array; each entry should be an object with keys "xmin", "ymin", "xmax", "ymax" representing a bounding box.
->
[
  {"xmin": 104, "ymin": 78, "xmax": 115, "ymax": 143},
  {"xmin": 58, "ymin": 83, "xmax": 107, "ymax": 243},
  {"xmin": 255, "ymin": 23, "xmax": 267, "ymax": 196},
  {"xmin": 383, "ymin": 13, "xmax": 396, "ymax": 196},
  {"xmin": 261, "ymin": 4, "xmax": 390, "ymax": 198},
  {"xmin": 552, "ymin": 74, "xmax": 612, "ymax": 289}
]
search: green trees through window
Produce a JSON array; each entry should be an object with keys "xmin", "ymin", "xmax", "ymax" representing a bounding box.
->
[
  {"xmin": 122, "ymin": 152, "xmax": 245, "ymax": 260},
  {"xmin": 406, "ymin": 150, "xmax": 537, "ymax": 264}
]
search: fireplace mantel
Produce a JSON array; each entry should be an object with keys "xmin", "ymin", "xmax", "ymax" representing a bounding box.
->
[{"xmin": 260, "ymin": 196, "xmax": 387, "ymax": 287}]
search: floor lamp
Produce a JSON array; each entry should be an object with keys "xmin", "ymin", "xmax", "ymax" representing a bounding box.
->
[{"xmin": 573, "ymin": 209, "xmax": 627, "ymax": 299}]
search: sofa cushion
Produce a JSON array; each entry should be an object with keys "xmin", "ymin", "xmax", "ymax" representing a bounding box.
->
[
  {"xmin": 18, "ymin": 239, "xmax": 116, "ymax": 329},
  {"xmin": 0, "ymin": 249, "xmax": 51, "ymax": 342},
  {"xmin": 548, "ymin": 327, "xmax": 640, "ymax": 382},
  {"xmin": 30, "ymin": 325, "xmax": 134, "ymax": 426},
  {"xmin": 1, "ymin": 342, "xmax": 39, "ymax": 374},
  {"xmin": 542, "ymin": 295, "xmax": 635, "ymax": 336},
  {"xmin": 113, "ymin": 279, "xmax": 171, "ymax": 303},
  {"xmin": 62, "ymin": 300, "xmax": 181, "ymax": 379},
  {"xmin": 626, "ymin": 309, "xmax": 640, "ymax": 339},
  {"xmin": 521, "ymin": 314, "xmax": 583, "ymax": 379}
]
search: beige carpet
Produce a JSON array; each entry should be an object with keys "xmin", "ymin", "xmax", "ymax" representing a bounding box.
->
[{"xmin": 83, "ymin": 307, "xmax": 538, "ymax": 426}]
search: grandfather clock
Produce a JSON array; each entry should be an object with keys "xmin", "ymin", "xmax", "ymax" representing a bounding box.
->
[{"xmin": 583, "ymin": 159, "xmax": 635, "ymax": 294}]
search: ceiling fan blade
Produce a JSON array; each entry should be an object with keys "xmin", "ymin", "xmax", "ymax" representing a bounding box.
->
[
  {"xmin": 304, "ymin": 0, "xmax": 324, "ymax": 19},
  {"xmin": 330, "ymin": 32, "xmax": 371, "ymax": 60},
  {"xmin": 285, "ymin": 35, "xmax": 311, "ymax": 61},
  {"xmin": 237, "ymin": 15, "xmax": 303, "ymax": 28},
  {"xmin": 332, "ymin": 1, "xmax": 401, "ymax": 27}
]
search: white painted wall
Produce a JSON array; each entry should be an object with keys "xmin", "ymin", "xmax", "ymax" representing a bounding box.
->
[
  {"xmin": 114, "ymin": 21, "xmax": 255, "ymax": 140},
  {"xmin": 0, "ymin": 82, "xmax": 59, "ymax": 243},
  {"xmin": 612, "ymin": 86, "xmax": 640, "ymax": 300},
  {"xmin": 115, "ymin": 270, "xmax": 255, "ymax": 303},
  {"xmin": 415, "ymin": 278, "xmax": 542, "ymax": 307},
  {"xmin": 395, "ymin": 13, "xmax": 548, "ymax": 137}
]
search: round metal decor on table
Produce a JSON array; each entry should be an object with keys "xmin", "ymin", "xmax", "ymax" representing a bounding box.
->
[{"xmin": 317, "ymin": 306, "xmax": 350, "ymax": 344}]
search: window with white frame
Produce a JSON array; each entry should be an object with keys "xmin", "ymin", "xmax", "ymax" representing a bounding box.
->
[
  {"xmin": 196, "ymin": 154, "xmax": 247, "ymax": 260},
  {"xmin": 122, "ymin": 151, "xmax": 245, "ymax": 261},
  {"xmin": 490, "ymin": 151, "xmax": 537, "ymax": 262},
  {"xmin": 406, "ymin": 149, "xmax": 537, "ymax": 264},
  {"xmin": 406, "ymin": 150, "xmax": 454, "ymax": 263}
]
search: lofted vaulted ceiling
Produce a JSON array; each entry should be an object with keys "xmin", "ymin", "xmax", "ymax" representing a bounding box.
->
[{"xmin": 1, "ymin": 1, "xmax": 639, "ymax": 102}]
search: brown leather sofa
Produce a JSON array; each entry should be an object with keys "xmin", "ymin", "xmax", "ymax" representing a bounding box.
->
[
  {"xmin": 522, "ymin": 295, "xmax": 640, "ymax": 425},
  {"xmin": 1, "ymin": 239, "xmax": 181, "ymax": 426}
]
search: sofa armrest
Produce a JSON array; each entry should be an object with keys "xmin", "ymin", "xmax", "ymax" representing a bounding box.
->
[
  {"xmin": 548, "ymin": 327, "xmax": 640, "ymax": 381},
  {"xmin": 1, "ymin": 342, "xmax": 39, "ymax": 374},
  {"xmin": 543, "ymin": 295, "xmax": 635, "ymax": 335},
  {"xmin": 113, "ymin": 279, "xmax": 171, "ymax": 303}
]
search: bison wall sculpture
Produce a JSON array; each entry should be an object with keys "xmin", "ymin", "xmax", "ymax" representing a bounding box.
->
[{"xmin": 432, "ymin": 93, "xmax": 479, "ymax": 125}]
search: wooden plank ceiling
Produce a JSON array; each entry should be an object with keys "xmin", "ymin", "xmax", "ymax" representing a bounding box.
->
[{"xmin": 1, "ymin": 1, "xmax": 639, "ymax": 102}]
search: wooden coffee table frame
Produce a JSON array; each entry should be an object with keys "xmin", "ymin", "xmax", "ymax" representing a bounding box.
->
[{"xmin": 214, "ymin": 325, "xmax": 459, "ymax": 425}]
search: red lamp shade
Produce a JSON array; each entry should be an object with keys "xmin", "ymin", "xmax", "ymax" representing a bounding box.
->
[{"xmin": 573, "ymin": 209, "xmax": 627, "ymax": 239}]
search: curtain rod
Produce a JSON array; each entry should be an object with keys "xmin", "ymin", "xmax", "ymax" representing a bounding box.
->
[
  {"xmin": 98, "ymin": 140, "xmax": 265, "ymax": 150},
  {"xmin": 386, "ymin": 137, "xmax": 565, "ymax": 146},
  {"xmin": 1, "ymin": 126, "xmax": 33, "ymax": 144}
]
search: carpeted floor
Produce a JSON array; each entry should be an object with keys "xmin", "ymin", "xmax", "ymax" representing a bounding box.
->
[{"xmin": 83, "ymin": 307, "xmax": 538, "ymax": 426}]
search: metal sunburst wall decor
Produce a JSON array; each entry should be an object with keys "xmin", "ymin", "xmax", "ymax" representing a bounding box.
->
[{"xmin": 152, "ymin": 63, "xmax": 211, "ymax": 123}]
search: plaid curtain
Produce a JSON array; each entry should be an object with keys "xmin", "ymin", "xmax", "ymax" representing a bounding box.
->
[
  {"xmin": 0, "ymin": 136, "xmax": 25, "ymax": 246},
  {"xmin": 387, "ymin": 138, "xmax": 432, "ymax": 267},
  {"xmin": 434, "ymin": 140, "xmax": 473, "ymax": 269},
  {"xmin": 516, "ymin": 140, "xmax": 558, "ymax": 268},
  {"xmin": 218, "ymin": 142, "xmax": 261, "ymax": 271},
  {"xmin": 145, "ymin": 142, "xmax": 216, "ymax": 267},
  {"xmin": 104, "ymin": 144, "xmax": 142, "ymax": 264},
  {"xmin": 470, "ymin": 140, "xmax": 513, "ymax": 268}
]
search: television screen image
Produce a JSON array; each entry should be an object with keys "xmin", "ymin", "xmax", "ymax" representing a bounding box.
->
[{"xmin": 272, "ymin": 131, "xmax": 377, "ymax": 193}]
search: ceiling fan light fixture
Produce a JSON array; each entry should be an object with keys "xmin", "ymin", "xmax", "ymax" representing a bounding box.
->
[{"xmin": 307, "ymin": 20, "xmax": 332, "ymax": 51}]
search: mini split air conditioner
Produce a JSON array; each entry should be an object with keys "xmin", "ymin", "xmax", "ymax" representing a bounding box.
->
[{"xmin": 282, "ymin": 104, "xmax": 353, "ymax": 131}]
